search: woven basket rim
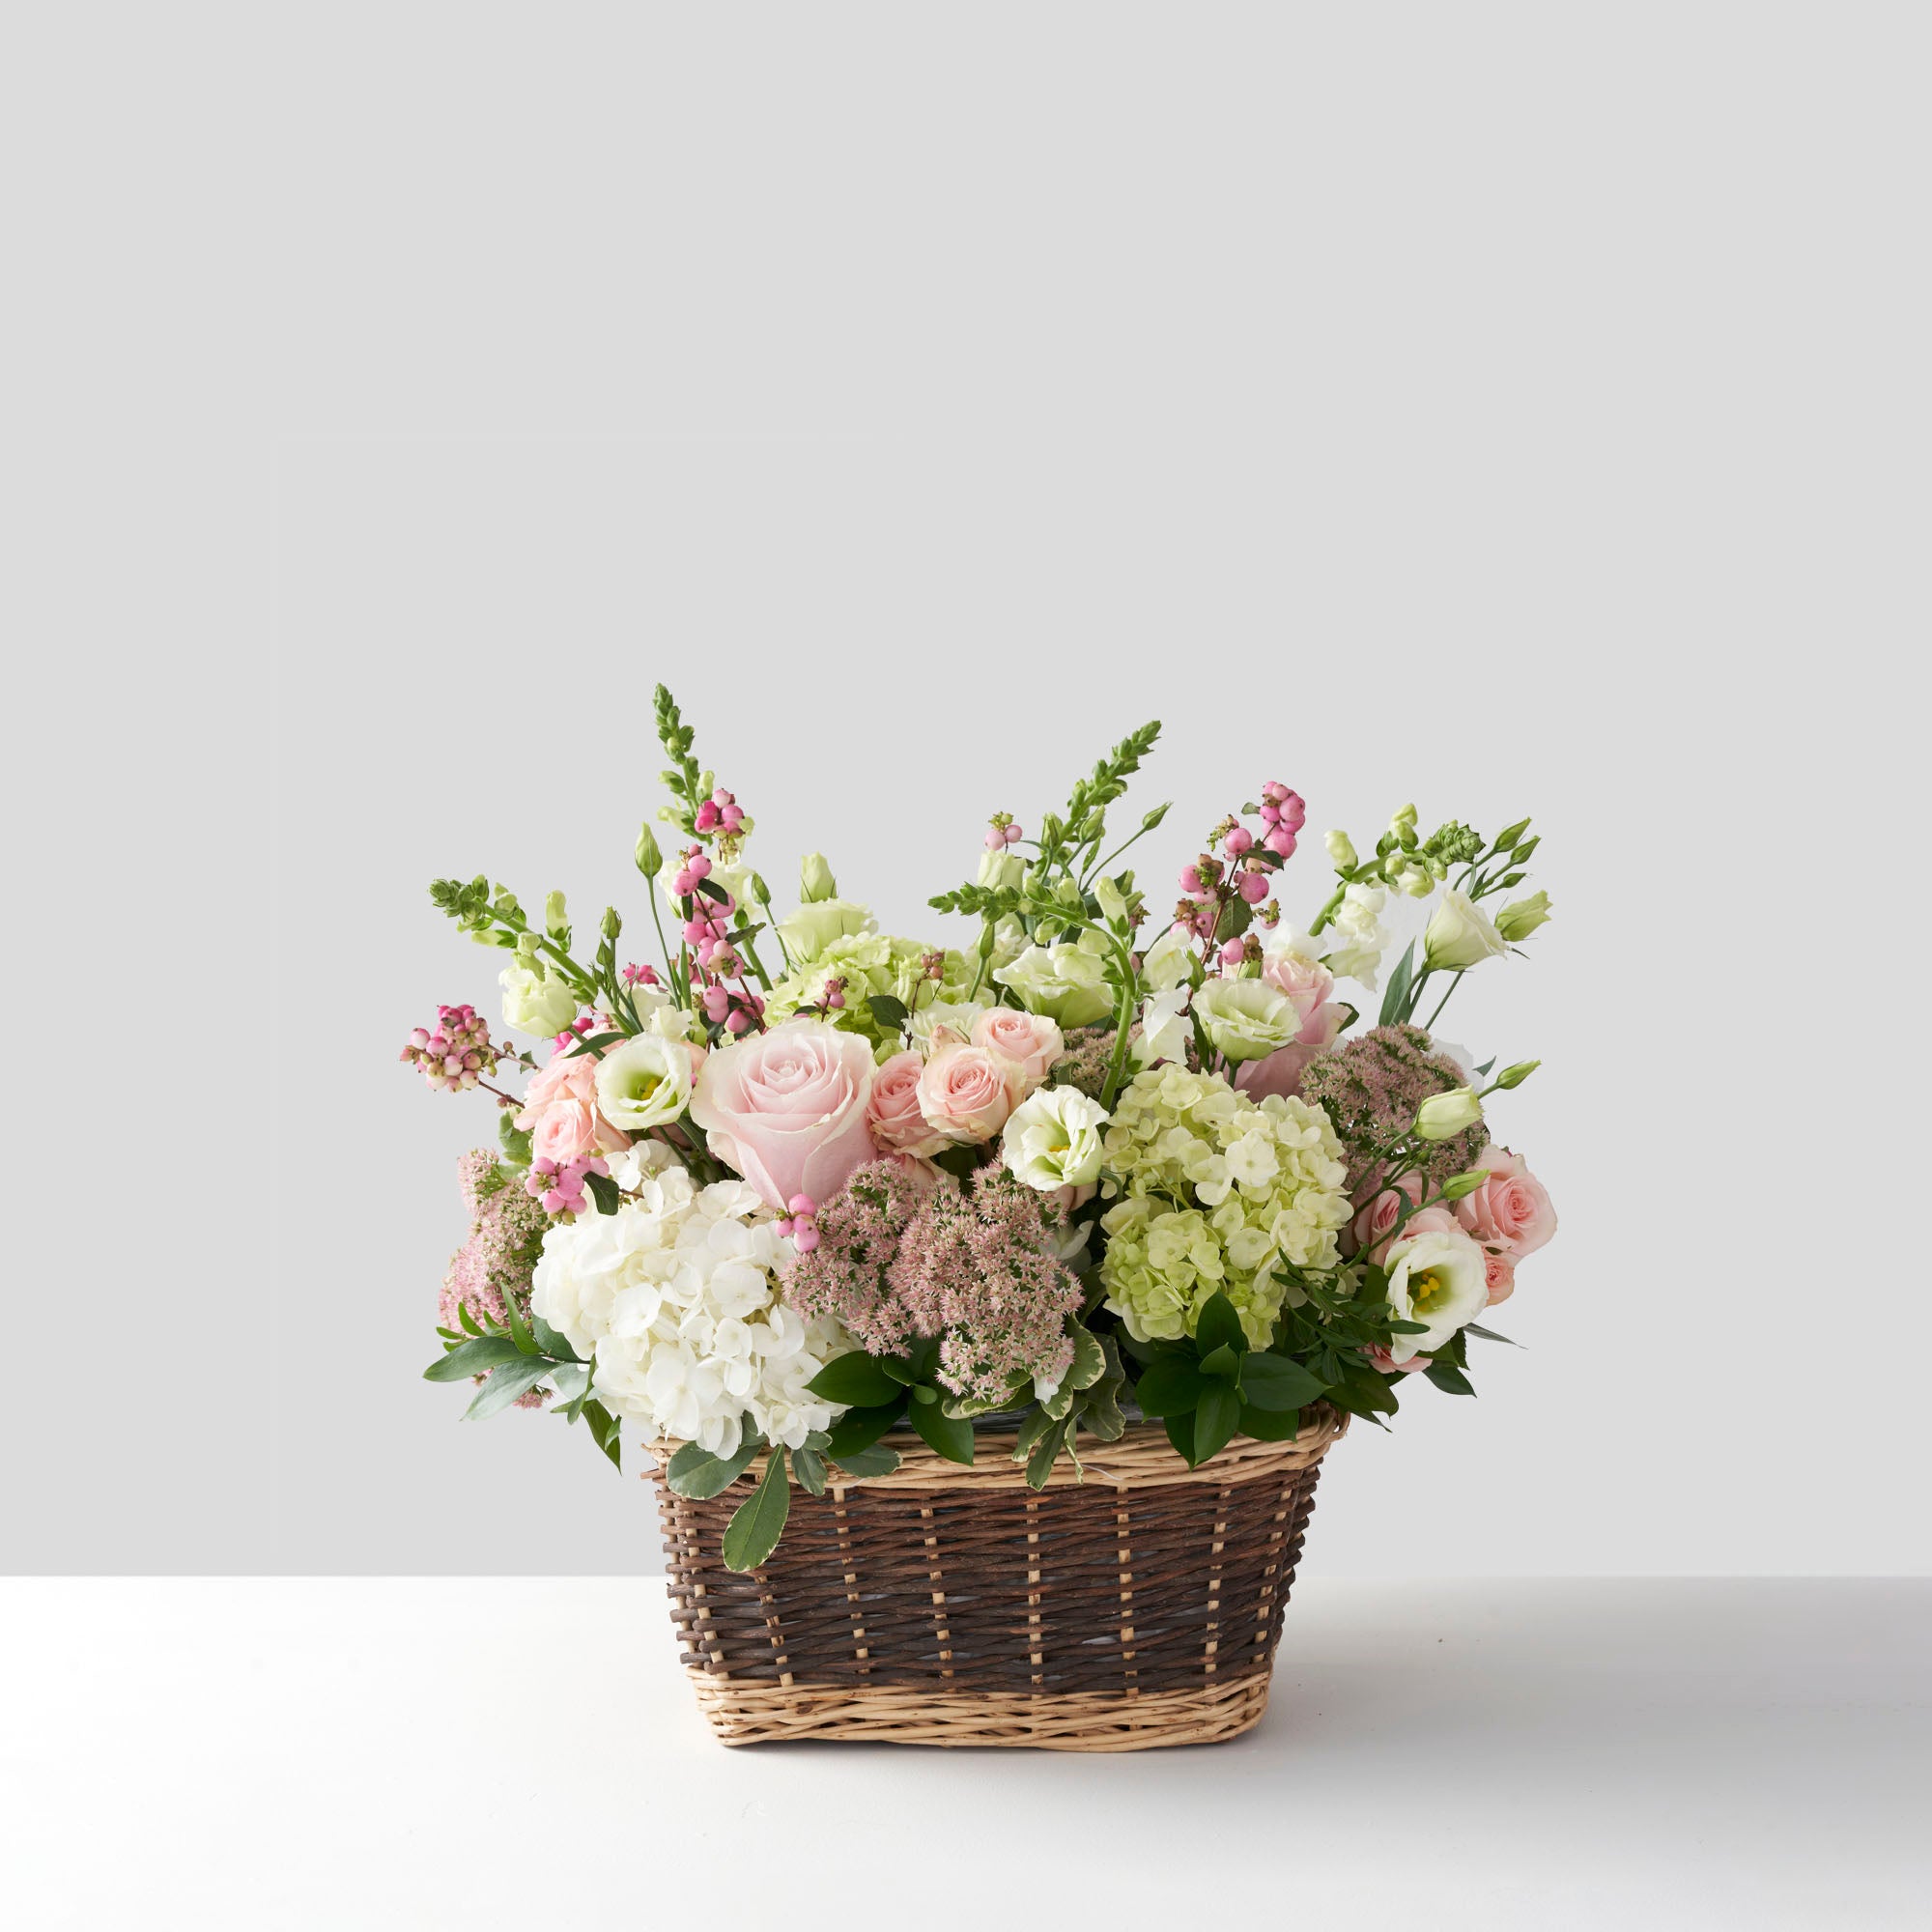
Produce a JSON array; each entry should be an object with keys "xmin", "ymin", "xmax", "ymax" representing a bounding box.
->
[{"xmin": 647, "ymin": 1405, "xmax": 1345, "ymax": 1494}]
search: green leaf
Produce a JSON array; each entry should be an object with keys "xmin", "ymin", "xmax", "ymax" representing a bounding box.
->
[
  {"xmin": 501, "ymin": 1293, "xmax": 539, "ymax": 1356},
  {"xmin": 582, "ymin": 1171, "xmax": 620, "ymax": 1216},
  {"xmin": 528, "ymin": 1315, "xmax": 581, "ymax": 1362},
  {"xmin": 582, "ymin": 1399, "xmax": 622, "ymax": 1469},
  {"xmin": 1463, "ymin": 1322, "xmax": 1520, "ymax": 1347},
  {"xmin": 791, "ymin": 1445, "xmax": 828, "ymax": 1496},
  {"xmin": 667, "ymin": 1435, "xmax": 761, "ymax": 1499},
  {"xmin": 1378, "ymin": 940, "xmax": 1416, "ymax": 1028},
  {"xmin": 423, "ymin": 1336, "xmax": 525, "ymax": 1382},
  {"xmin": 867, "ymin": 994, "xmax": 909, "ymax": 1031},
  {"xmin": 1194, "ymin": 1292, "xmax": 1245, "ymax": 1358},
  {"xmin": 548, "ymin": 1362, "xmax": 590, "ymax": 1406},
  {"xmin": 830, "ymin": 1443, "xmax": 900, "ymax": 1479},
  {"xmin": 1066, "ymin": 1325, "xmax": 1107, "ymax": 1391},
  {"xmin": 1237, "ymin": 1352, "xmax": 1329, "ymax": 1412},
  {"xmin": 463, "ymin": 1355, "xmax": 554, "ymax": 1420},
  {"xmin": 1192, "ymin": 1381, "xmax": 1239, "ymax": 1463},
  {"xmin": 910, "ymin": 1399, "xmax": 976, "ymax": 1465},
  {"xmin": 497, "ymin": 1115, "xmax": 532, "ymax": 1167},
  {"xmin": 722, "ymin": 1453, "xmax": 791, "ymax": 1571},
  {"xmin": 1199, "ymin": 1343, "xmax": 1240, "ymax": 1380},
  {"xmin": 824, "ymin": 1402, "xmax": 903, "ymax": 1458},
  {"xmin": 807, "ymin": 1350, "xmax": 903, "ymax": 1407},
  {"xmin": 1025, "ymin": 1419, "xmax": 1068, "ymax": 1490},
  {"xmin": 1238, "ymin": 1403, "xmax": 1303, "ymax": 1442},
  {"xmin": 1425, "ymin": 1363, "xmax": 1476, "ymax": 1397},
  {"xmin": 1162, "ymin": 1410, "xmax": 1196, "ymax": 1464},
  {"xmin": 1133, "ymin": 1357, "xmax": 1208, "ymax": 1417}
]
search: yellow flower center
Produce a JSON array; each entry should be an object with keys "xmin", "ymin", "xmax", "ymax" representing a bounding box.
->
[
  {"xmin": 627, "ymin": 1071, "xmax": 663, "ymax": 1101},
  {"xmin": 1409, "ymin": 1267, "xmax": 1452, "ymax": 1316}
]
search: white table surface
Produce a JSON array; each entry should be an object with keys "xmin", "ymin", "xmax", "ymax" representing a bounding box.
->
[{"xmin": 4, "ymin": 1577, "xmax": 1924, "ymax": 1929}]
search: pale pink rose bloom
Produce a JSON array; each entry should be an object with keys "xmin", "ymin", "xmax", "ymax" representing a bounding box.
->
[
  {"xmin": 1483, "ymin": 1248, "xmax": 1517, "ymax": 1305},
  {"xmin": 970, "ymin": 1007, "xmax": 1064, "ymax": 1090},
  {"xmin": 1369, "ymin": 1203, "xmax": 1458, "ymax": 1268},
  {"xmin": 1364, "ymin": 1346, "xmax": 1434, "ymax": 1376},
  {"xmin": 917, "ymin": 1040, "xmax": 1022, "ymax": 1145},
  {"xmin": 867, "ymin": 1050, "xmax": 952, "ymax": 1158},
  {"xmin": 1453, "ymin": 1143, "xmax": 1557, "ymax": 1258},
  {"xmin": 1350, "ymin": 1172, "xmax": 1427, "ymax": 1254},
  {"xmin": 689, "ymin": 1019, "xmax": 879, "ymax": 1212},
  {"xmin": 514, "ymin": 1046, "xmax": 631, "ymax": 1163},
  {"xmin": 1232, "ymin": 1000, "xmax": 1348, "ymax": 1101}
]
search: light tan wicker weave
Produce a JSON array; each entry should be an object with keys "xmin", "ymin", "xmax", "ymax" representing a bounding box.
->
[{"xmin": 647, "ymin": 1407, "xmax": 1345, "ymax": 1750}]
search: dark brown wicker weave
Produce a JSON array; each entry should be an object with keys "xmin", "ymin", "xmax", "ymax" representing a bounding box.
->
[{"xmin": 648, "ymin": 1409, "xmax": 1344, "ymax": 1748}]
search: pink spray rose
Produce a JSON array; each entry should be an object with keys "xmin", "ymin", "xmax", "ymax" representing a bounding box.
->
[
  {"xmin": 917, "ymin": 1040, "xmax": 1022, "ymax": 1146},
  {"xmin": 1237, "ymin": 945, "xmax": 1351, "ymax": 1100},
  {"xmin": 1350, "ymin": 1171, "xmax": 1427, "ymax": 1255},
  {"xmin": 1483, "ymin": 1249, "xmax": 1517, "ymax": 1304},
  {"xmin": 1368, "ymin": 1203, "xmax": 1459, "ymax": 1268},
  {"xmin": 970, "ymin": 1007, "xmax": 1064, "ymax": 1090},
  {"xmin": 867, "ymin": 1050, "xmax": 952, "ymax": 1158},
  {"xmin": 1453, "ymin": 1144, "xmax": 1557, "ymax": 1258},
  {"xmin": 1363, "ymin": 1346, "xmax": 1434, "ymax": 1377},
  {"xmin": 514, "ymin": 1045, "xmax": 631, "ymax": 1166},
  {"xmin": 689, "ymin": 1019, "xmax": 879, "ymax": 1212}
]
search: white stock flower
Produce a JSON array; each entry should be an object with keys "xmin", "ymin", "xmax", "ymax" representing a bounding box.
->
[
  {"xmin": 593, "ymin": 1033, "xmax": 695, "ymax": 1131},
  {"xmin": 1141, "ymin": 924, "xmax": 1195, "ymax": 993},
  {"xmin": 529, "ymin": 1175, "xmax": 847, "ymax": 1454},
  {"xmin": 1192, "ymin": 977, "xmax": 1302, "ymax": 1064},
  {"xmin": 1001, "ymin": 1086, "xmax": 1109, "ymax": 1192},
  {"xmin": 1321, "ymin": 884, "xmax": 1390, "ymax": 990},
  {"xmin": 1422, "ymin": 890, "xmax": 1507, "ymax": 974},
  {"xmin": 499, "ymin": 963, "xmax": 579, "ymax": 1038},
  {"xmin": 1133, "ymin": 987, "xmax": 1191, "ymax": 1067},
  {"xmin": 1382, "ymin": 1222, "xmax": 1489, "ymax": 1354}
]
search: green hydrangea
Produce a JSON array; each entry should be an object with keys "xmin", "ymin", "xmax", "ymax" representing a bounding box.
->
[
  {"xmin": 765, "ymin": 933, "xmax": 986, "ymax": 1050},
  {"xmin": 1097, "ymin": 1064, "xmax": 1350, "ymax": 1349}
]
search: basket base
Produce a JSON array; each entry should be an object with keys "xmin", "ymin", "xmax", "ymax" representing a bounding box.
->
[{"xmin": 689, "ymin": 1671, "xmax": 1273, "ymax": 1750}]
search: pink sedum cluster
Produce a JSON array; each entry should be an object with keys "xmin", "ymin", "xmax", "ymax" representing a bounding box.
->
[
  {"xmin": 401, "ymin": 1005, "xmax": 500, "ymax": 1093},
  {"xmin": 442, "ymin": 1151, "xmax": 550, "ymax": 1406}
]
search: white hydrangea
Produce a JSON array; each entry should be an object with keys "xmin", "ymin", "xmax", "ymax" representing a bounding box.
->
[{"xmin": 530, "ymin": 1162, "xmax": 847, "ymax": 1455}]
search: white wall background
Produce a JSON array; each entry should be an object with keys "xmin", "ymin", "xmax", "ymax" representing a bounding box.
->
[{"xmin": 4, "ymin": 5, "xmax": 1924, "ymax": 1575}]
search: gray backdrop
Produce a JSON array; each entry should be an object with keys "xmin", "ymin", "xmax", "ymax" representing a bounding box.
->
[{"xmin": 6, "ymin": 5, "xmax": 1921, "ymax": 1575}]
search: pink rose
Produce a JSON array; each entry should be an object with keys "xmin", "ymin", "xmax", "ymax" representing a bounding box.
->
[
  {"xmin": 1454, "ymin": 1144, "xmax": 1557, "ymax": 1258},
  {"xmin": 1369, "ymin": 1203, "xmax": 1458, "ymax": 1268},
  {"xmin": 867, "ymin": 1051, "xmax": 951, "ymax": 1158},
  {"xmin": 514, "ymin": 1045, "xmax": 630, "ymax": 1165},
  {"xmin": 1363, "ymin": 1346, "xmax": 1434, "ymax": 1376},
  {"xmin": 689, "ymin": 1019, "xmax": 879, "ymax": 1211},
  {"xmin": 916, "ymin": 1040, "xmax": 1021, "ymax": 1145},
  {"xmin": 1261, "ymin": 948, "xmax": 1351, "ymax": 1045},
  {"xmin": 1350, "ymin": 1172, "xmax": 1426, "ymax": 1254},
  {"xmin": 1235, "ymin": 1040, "xmax": 1329, "ymax": 1102},
  {"xmin": 1483, "ymin": 1249, "xmax": 1516, "ymax": 1304},
  {"xmin": 970, "ymin": 1007, "xmax": 1064, "ymax": 1090}
]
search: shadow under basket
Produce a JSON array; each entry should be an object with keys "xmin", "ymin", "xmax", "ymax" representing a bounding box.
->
[{"xmin": 646, "ymin": 1407, "xmax": 1346, "ymax": 1750}]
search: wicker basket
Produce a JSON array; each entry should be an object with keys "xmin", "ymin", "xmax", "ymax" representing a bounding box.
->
[{"xmin": 647, "ymin": 1406, "xmax": 1345, "ymax": 1750}]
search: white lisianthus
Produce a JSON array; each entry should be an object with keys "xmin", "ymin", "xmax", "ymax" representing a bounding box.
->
[
  {"xmin": 1141, "ymin": 923, "xmax": 1196, "ymax": 993},
  {"xmin": 1133, "ymin": 987, "xmax": 1191, "ymax": 1067},
  {"xmin": 1192, "ymin": 977, "xmax": 1302, "ymax": 1064},
  {"xmin": 1002, "ymin": 1085, "xmax": 1110, "ymax": 1192},
  {"xmin": 499, "ymin": 962, "xmax": 579, "ymax": 1037},
  {"xmin": 1422, "ymin": 890, "xmax": 1507, "ymax": 973},
  {"xmin": 993, "ymin": 941, "xmax": 1116, "ymax": 1028},
  {"xmin": 1321, "ymin": 884, "xmax": 1390, "ymax": 989},
  {"xmin": 776, "ymin": 897, "xmax": 877, "ymax": 966},
  {"xmin": 594, "ymin": 1033, "xmax": 696, "ymax": 1131},
  {"xmin": 905, "ymin": 998, "xmax": 994, "ymax": 1055},
  {"xmin": 530, "ymin": 1172, "xmax": 848, "ymax": 1455},
  {"xmin": 1382, "ymin": 1221, "xmax": 1489, "ymax": 1353}
]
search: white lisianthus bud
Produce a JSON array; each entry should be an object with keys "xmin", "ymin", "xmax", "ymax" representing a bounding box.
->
[
  {"xmin": 799, "ymin": 852, "xmax": 837, "ymax": 903},
  {"xmin": 1421, "ymin": 891, "xmax": 1507, "ymax": 973},
  {"xmin": 499, "ymin": 963, "xmax": 579, "ymax": 1037},
  {"xmin": 1001, "ymin": 1086, "xmax": 1110, "ymax": 1192},
  {"xmin": 634, "ymin": 822, "xmax": 663, "ymax": 879},
  {"xmin": 1494, "ymin": 892, "xmax": 1552, "ymax": 943},
  {"xmin": 1192, "ymin": 977, "xmax": 1302, "ymax": 1064},
  {"xmin": 1325, "ymin": 829, "xmax": 1358, "ymax": 871},
  {"xmin": 594, "ymin": 1033, "xmax": 696, "ymax": 1130},
  {"xmin": 544, "ymin": 891, "xmax": 570, "ymax": 941},
  {"xmin": 1493, "ymin": 1059, "xmax": 1541, "ymax": 1090},
  {"xmin": 1414, "ymin": 1088, "xmax": 1485, "ymax": 1141}
]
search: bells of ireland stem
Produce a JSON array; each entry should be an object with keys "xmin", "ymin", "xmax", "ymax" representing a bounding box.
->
[{"xmin": 1414, "ymin": 1087, "xmax": 1484, "ymax": 1141}]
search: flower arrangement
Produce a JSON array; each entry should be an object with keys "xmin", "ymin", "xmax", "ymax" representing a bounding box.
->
[{"xmin": 407, "ymin": 688, "xmax": 1556, "ymax": 1569}]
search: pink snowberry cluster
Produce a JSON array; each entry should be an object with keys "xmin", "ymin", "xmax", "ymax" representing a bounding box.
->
[
  {"xmin": 1175, "ymin": 781, "xmax": 1307, "ymax": 961},
  {"xmin": 983, "ymin": 812, "xmax": 1024, "ymax": 852},
  {"xmin": 701, "ymin": 980, "xmax": 767, "ymax": 1035},
  {"xmin": 1257, "ymin": 781, "xmax": 1306, "ymax": 856},
  {"xmin": 401, "ymin": 1005, "xmax": 501, "ymax": 1092},
  {"xmin": 620, "ymin": 961, "xmax": 662, "ymax": 989},
  {"xmin": 553, "ymin": 1013, "xmax": 596, "ymax": 1050},
  {"xmin": 524, "ymin": 1151, "xmax": 609, "ymax": 1217},
  {"xmin": 809, "ymin": 974, "xmax": 849, "ymax": 1015},
  {"xmin": 694, "ymin": 786, "xmax": 745, "ymax": 837},
  {"xmin": 776, "ymin": 1193, "xmax": 820, "ymax": 1254}
]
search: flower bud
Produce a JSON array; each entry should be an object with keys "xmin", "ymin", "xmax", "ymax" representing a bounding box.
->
[
  {"xmin": 1510, "ymin": 835, "xmax": 1540, "ymax": 863},
  {"xmin": 1390, "ymin": 803, "xmax": 1418, "ymax": 849},
  {"xmin": 601, "ymin": 906, "xmax": 621, "ymax": 942},
  {"xmin": 1094, "ymin": 875, "xmax": 1130, "ymax": 924},
  {"xmin": 978, "ymin": 848, "xmax": 1024, "ymax": 892},
  {"xmin": 543, "ymin": 891, "xmax": 569, "ymax": 941},
  {"xmin": 1325, "ymin": 830, "xmax": 1358, "ymax": 870},
  {"xmin": 1494, "ymin": 892, "xmax": 1552, "ymax": 943},
  {"xmin": 1439, "ymin": 1167, "xmax": 1492, "ymax": 1201},
  {"xmin": 1492, "ymin": 816, "xmax": 1531, "ymax": 853},
  {"xmin": 1492, "ymin": 1059, "xmax": 1541, "ymax": 1090},
  {"xmin": 634, "ymin": 822, "xmax": 663, "ymax": 878},
  {"xmin": 748, "ymin": 871, "xmax": 771, "ymax": 907},
  {"xmin": 1414, "ymin": 1088, "xmax": 1484, "ymax": 1140},
  {"xmin": 799, "ymin": 852, "xmax": 837, "ymax": 903}
]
